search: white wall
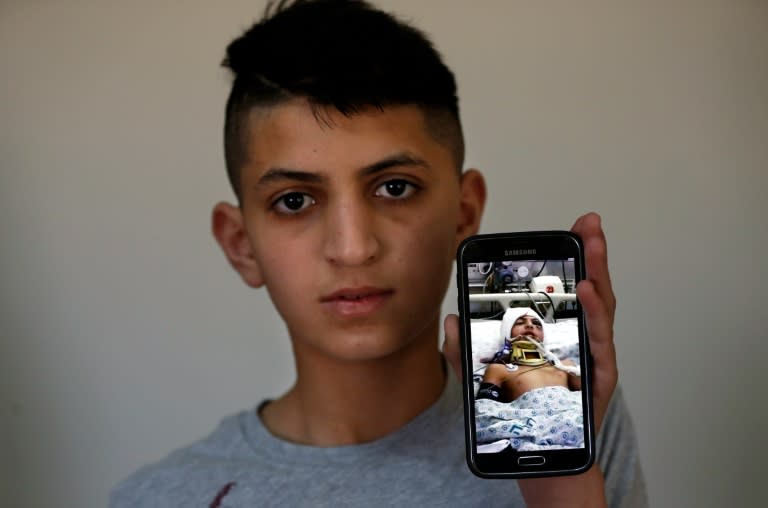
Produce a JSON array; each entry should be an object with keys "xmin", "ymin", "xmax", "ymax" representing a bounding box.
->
[{"xmin": 1, "ymin": 1, "xmax": 766, "ymax": 507}]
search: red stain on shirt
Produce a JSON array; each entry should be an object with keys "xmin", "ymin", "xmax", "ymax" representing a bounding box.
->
[{"xmin": 209, "ymin": 482, "xmax": 236, "ymax": 508}]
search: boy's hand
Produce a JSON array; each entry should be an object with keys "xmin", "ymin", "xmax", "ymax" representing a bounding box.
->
[
  {"xmin": 569, "ymin": 212, "xmax": 618, "ymax": 433},
  {"xmin": 442, "ymin": 212, "xmax": 616, "ymax": 507}
]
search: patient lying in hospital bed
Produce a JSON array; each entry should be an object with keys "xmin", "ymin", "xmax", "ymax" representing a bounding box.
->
[{"xmin": 472, "ymin": 307, "xmax": 585, "ymax": 452}]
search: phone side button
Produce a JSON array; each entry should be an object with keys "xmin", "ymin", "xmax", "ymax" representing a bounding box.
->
[{"xmin": 517, "ymin": 455, "xmax": 546, "ymax": 466}]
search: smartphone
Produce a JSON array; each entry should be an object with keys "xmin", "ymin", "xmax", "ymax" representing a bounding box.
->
[{"xmin": 456, "ymin": 231, "xmax": 594, "ymax": 478}]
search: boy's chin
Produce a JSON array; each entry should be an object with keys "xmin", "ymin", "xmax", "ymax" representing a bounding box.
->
[{"xmin": 296, "ymin": 328, "xmax": 430, "ymax": 364}]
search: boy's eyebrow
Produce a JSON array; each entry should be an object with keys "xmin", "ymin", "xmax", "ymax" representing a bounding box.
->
[
  {"xmin": 256, "ymin": 168, "xmax": 326, "ymax": 187},
  {"xmin": 360, "ymin": 152, "xmax": 430, "ymax": 176},
  {"xmin": 254, "ymin": 152, "xmax": 430, "ymax": 188}
]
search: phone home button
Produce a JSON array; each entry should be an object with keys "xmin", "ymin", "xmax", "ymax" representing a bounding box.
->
[{"xmin": 517, "ymin": 455, "xmax": 546, "ymax": 466}]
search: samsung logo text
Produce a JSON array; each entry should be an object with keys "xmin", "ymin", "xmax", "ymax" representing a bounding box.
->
[{"xmin": 505, "ymin": 249, "xmax": 536, "ymax": 256}]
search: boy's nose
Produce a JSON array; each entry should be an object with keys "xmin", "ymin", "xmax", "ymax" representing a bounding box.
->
[{"xmin": 323, "ymin": 201, "xmax": 381, "ymax": 266}]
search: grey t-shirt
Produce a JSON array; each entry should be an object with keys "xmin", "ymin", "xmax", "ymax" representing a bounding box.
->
[{"xmin": 111, "ymin": 373, "xmax": 646, "ymax": 507}]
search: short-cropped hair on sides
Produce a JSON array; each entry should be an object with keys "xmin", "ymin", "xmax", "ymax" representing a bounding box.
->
[{"xmin": 221, "ymin": 0, "xmax": 465, "ymax": 202}]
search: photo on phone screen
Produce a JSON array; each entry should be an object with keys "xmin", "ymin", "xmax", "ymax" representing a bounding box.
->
[{"xmin": 457, "ymin": 232, "xmax": 593, "ymax": 477}]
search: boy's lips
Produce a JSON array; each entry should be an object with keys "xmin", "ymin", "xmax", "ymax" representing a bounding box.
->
[{"xmin": 319, "ymin": 287, "xmax": 395, "ymax": 317}]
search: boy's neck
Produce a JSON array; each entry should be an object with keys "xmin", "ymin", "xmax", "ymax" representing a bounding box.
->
[{"xmin": 260, "ymin": 319, "xmax": 446, "ymax": 446}]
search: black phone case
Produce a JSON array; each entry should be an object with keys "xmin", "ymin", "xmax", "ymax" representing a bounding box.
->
[{"xmin": 456, "ymin": 231, "xmax": 595, "ymax": 478}]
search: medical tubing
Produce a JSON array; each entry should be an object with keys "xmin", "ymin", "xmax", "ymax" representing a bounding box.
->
[
  {"xmin": 561, "ymin": 260, "xmax": 569, "ymax": 293},
  {"xmin": 538, "ymin": 291, "xmax": 557, "ymax": 322},
  {"xmin": 477, "ymin": 308, "xmax": 507, "ymax": 320},
  {"xmin": 523, "ymin": 292, "xmax": 551, "ymax": 322},
  {"xmin": 517, "ymin": 337, "xmax": 581, "ymax": 377}
]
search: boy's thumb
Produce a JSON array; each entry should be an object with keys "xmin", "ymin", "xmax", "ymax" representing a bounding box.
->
[{"xmin": 442, "ymin": 314, "xmax": 463, "ymax": 382}]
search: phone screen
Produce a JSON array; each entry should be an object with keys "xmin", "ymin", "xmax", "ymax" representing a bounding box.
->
[{"xmin": 457, "ymin": 232, "xmax": 593, "ymax": 477}]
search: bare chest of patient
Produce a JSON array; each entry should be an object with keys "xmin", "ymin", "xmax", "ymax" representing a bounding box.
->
[{"xmin": 503, "ymin": 365, "xmax": 569, "ymax": 399}]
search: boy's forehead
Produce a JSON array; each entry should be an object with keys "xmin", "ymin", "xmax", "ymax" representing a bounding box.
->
[
  {"xmin": 240, "ymin": 100, "xmax": 453, "ymax": 177},
  {"xmin": 245, "ymin": 100, "xmax": 428, "ymax": 144}
]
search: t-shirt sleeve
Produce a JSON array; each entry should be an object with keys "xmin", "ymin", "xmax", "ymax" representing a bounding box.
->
[{"xmin": 596, "ymin": 384, "xmax": 649, "ymax": 508}]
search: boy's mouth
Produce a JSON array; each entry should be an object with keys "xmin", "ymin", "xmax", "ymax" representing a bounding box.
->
[{"xmin": 320, "ymin": 287, "xmax": 394, "ymax": 317}]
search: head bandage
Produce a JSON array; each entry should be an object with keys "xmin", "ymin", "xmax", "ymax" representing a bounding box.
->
[
  {"xmin": 500, "ymin": 306, "xmax": 548, "ymax": 343},
  {"xmin": 497, "ymin": 307, "xmax": 581, "ymax": 377}
]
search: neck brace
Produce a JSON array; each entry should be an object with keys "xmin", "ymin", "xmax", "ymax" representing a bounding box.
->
[{"xmin": 509, "ymin": 337, "xmax": 548, "ymax": 366}]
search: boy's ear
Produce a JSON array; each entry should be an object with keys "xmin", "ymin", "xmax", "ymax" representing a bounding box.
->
[
  {"xmin": 211, "ymin": 202, "xmax": 264, "ymax": 288},
  {"xmin": 455, "ymin": 169, "xmax": 486, "ymax": 247}
]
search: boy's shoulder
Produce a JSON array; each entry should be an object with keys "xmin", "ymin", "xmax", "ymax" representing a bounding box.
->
[{"xmin": 110, "ymin": 410, "xmax": 261, "ymax": 508}]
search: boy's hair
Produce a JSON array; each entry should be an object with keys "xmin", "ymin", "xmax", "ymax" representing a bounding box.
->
[{"xmin": 222, "ymin": 0, "xmax": 464, "ymax": 201}]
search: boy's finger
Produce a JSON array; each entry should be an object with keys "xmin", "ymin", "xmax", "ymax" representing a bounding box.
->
[
  {"xmin": 584, "ymin": 231, "xmax": 616, "ymax": 319},
  {"xmin": 570, "ymin": 213, "xmax": 586, "ymax": 233},
  {"xmin": 442, "ymin": 314, "xmax": 463, "ymax": 382},
  {"xmin": 571, "ymin": 213, "xmax": 616, "ymax": 318},
  {"xmin": 577, "ymin": 281, "xmax": 617, "ymax": 371},
  {"xmin": 577, "ymin": 280, "xmax": 618, "ymax": 428}
]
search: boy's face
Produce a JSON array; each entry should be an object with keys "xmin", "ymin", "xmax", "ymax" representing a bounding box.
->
[
  {"xmin": 510, "ymin": 315, "xmax": 544, "ymax": 341},
  {"xmin": 213, "ymin": 100, "xmax": 485, "ymax": 362}
]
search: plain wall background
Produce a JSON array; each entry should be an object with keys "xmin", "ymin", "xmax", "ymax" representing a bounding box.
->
[{"xmin": 2, "ymin": 1, "xmax": 766, "ymax": 506}]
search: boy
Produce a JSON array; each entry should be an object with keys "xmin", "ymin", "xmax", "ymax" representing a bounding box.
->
[
  {"xmin": 480, "ymin": 307, "xmax": 581, "ymax": 403},
  {"xmin": 475, "ymin": 307, "xmax": 585, "ymax": 451},
  {"xmin": 111, "ymin": 1, "xmax": 646, "ymax": 506}
]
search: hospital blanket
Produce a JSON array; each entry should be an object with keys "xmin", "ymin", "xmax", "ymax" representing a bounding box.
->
[{"xmin": 475, "ymin": 385, "xmax": 584, "ymax": 451}]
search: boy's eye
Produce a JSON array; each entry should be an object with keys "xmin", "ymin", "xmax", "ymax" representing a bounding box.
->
[
  {"xmin": 514, "ymin": 318, "xmax": 542, "ymax": 329},
  {"xmin": 375, "ymin": 179, "xmax": 417, "ymax": 199},
  {"xmin": 273, "ymin": 192, "xmax": 315, "ymax": 214}
]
